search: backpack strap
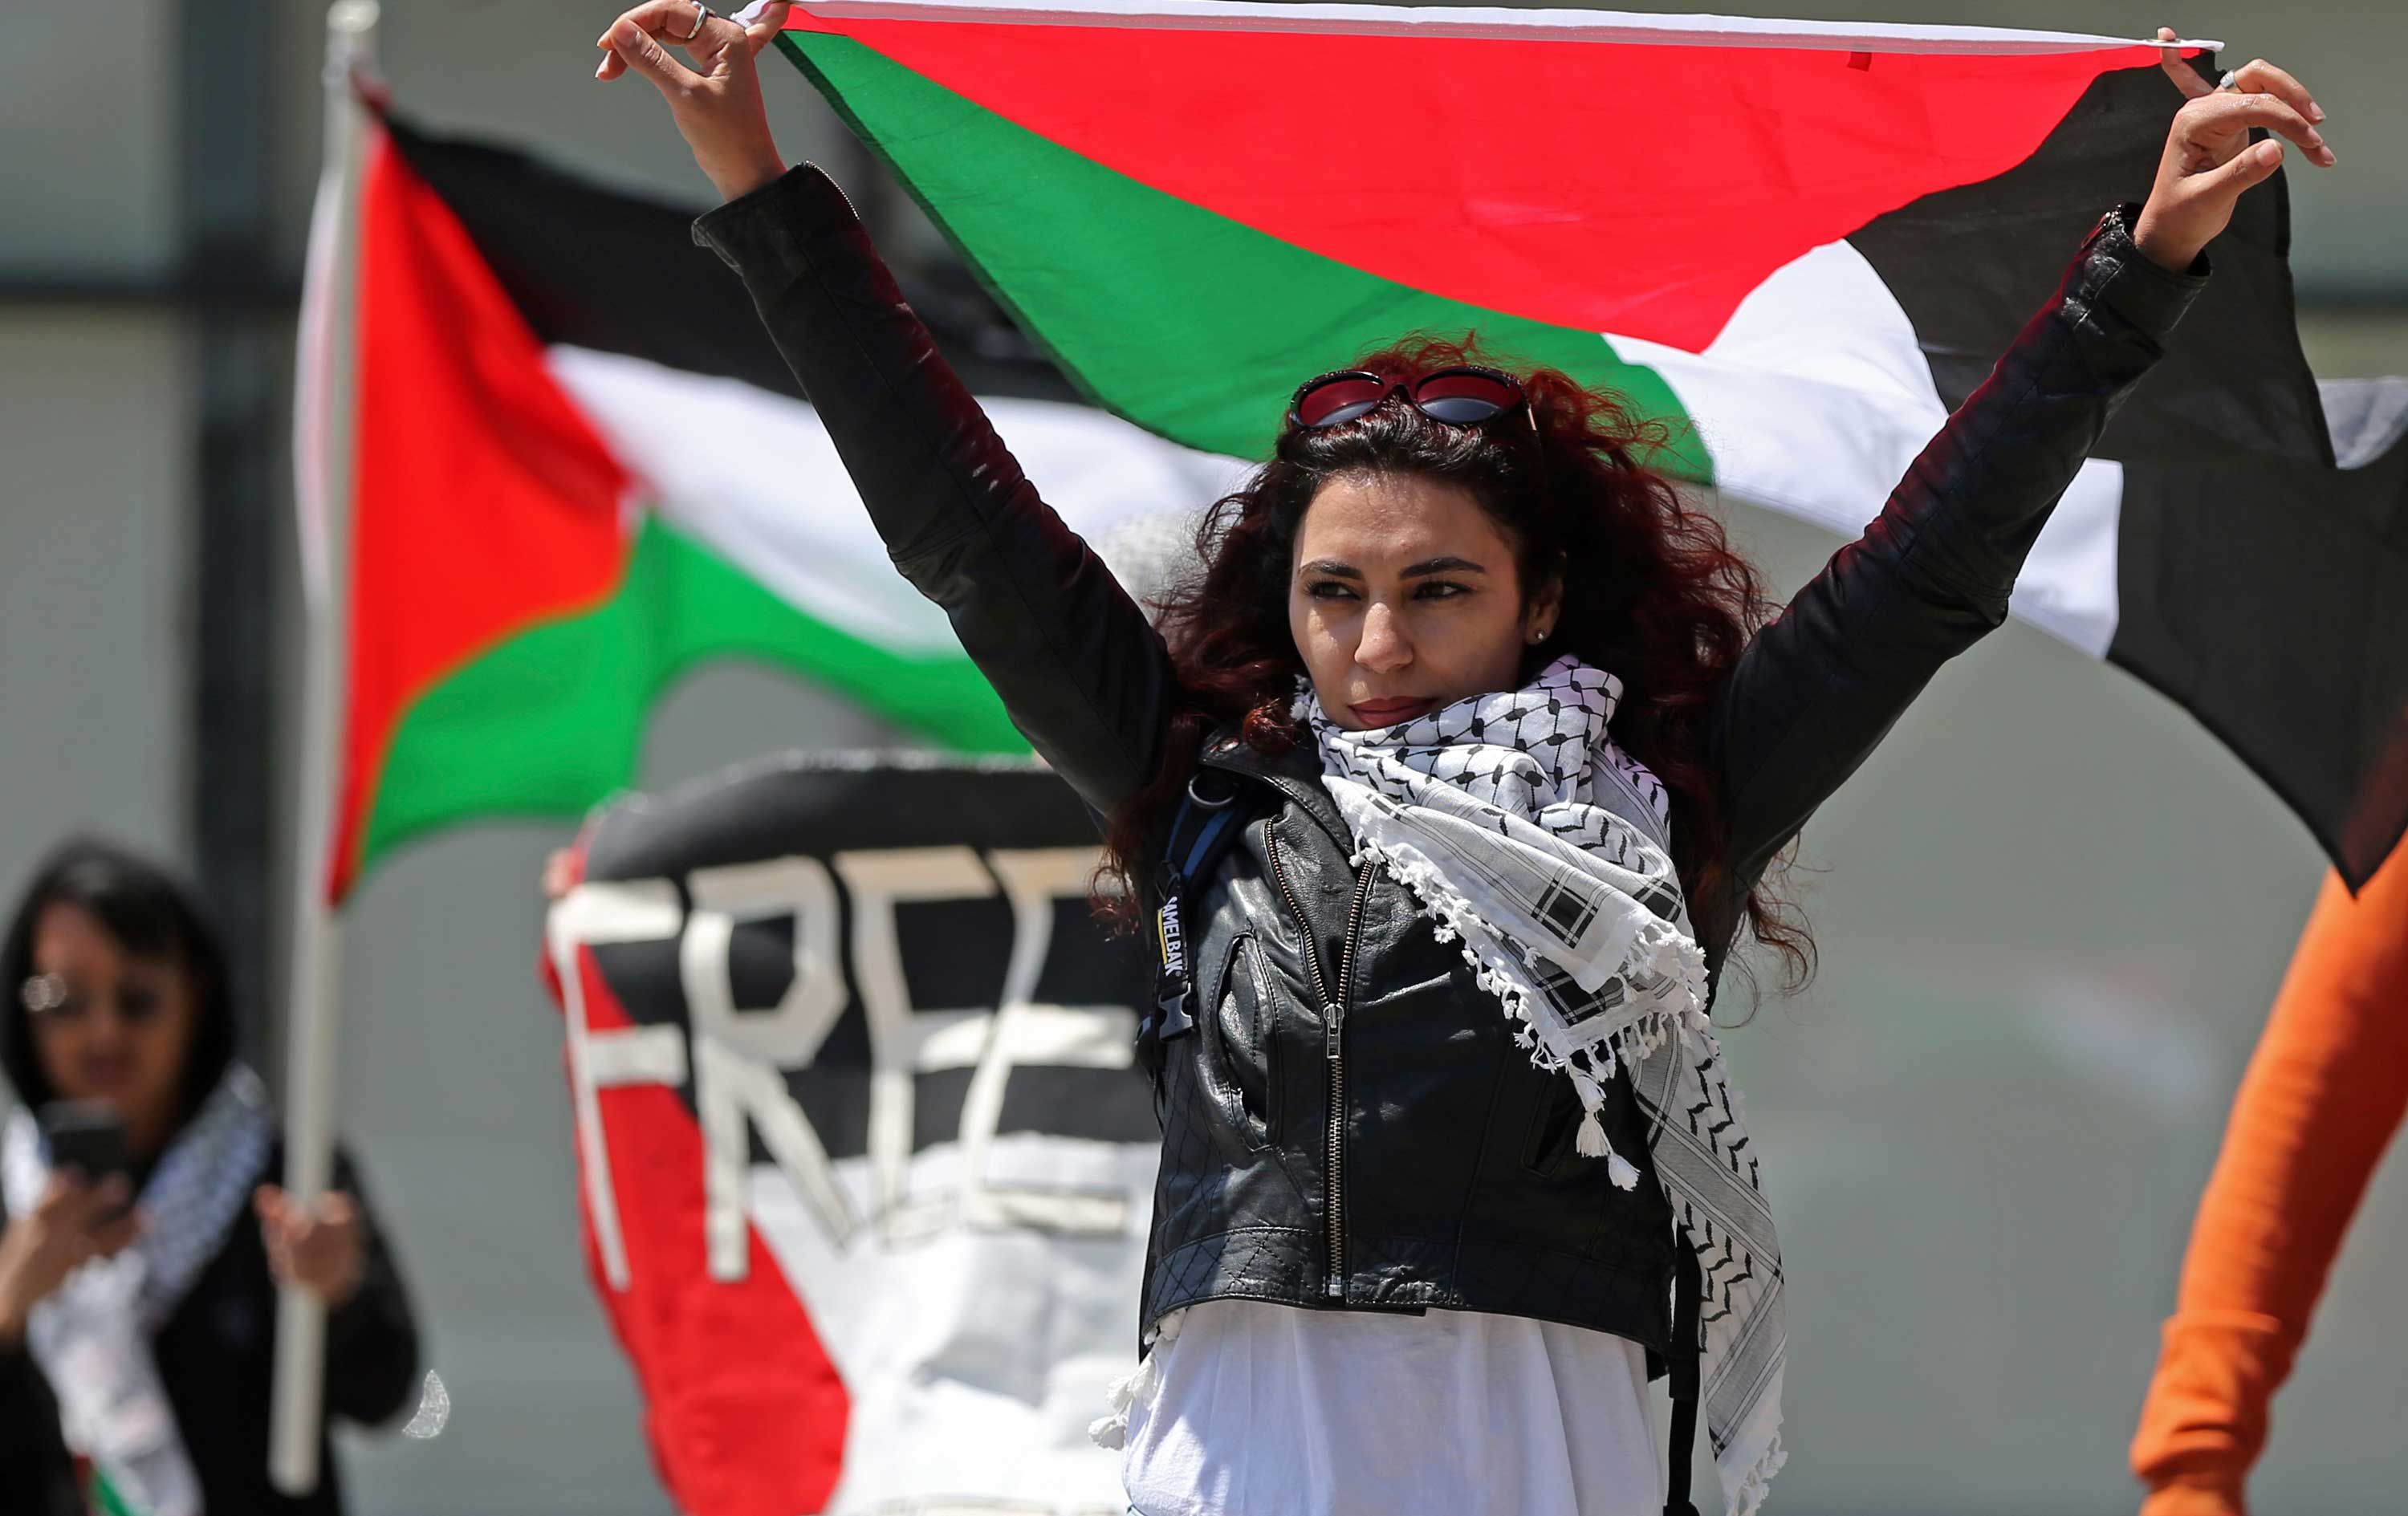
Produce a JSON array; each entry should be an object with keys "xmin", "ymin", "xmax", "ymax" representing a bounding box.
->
[{"xmin": 1134, "ymin": 770, "xmax": 1253, "ymax": 1079}]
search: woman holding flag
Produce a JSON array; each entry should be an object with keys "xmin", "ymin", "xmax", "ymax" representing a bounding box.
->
[
  {"xmin": 598, "ymin": 6, "xmax": 2332, "ymax": 1512},
  {"xmin": 0, "ymin": 840, "xmax": 422, "ymax": 1516}
]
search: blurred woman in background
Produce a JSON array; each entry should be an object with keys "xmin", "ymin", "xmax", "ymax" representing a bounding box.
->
[{"xmin": 0, "ymin": 839, "xmax": 421, "ymax": 1516}]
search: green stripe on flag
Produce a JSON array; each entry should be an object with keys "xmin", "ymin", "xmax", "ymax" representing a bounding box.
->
[
  {"xmin": 780, "ymin": 33, "xmax": 1710, "ymax": 482},
  {"xmin": 88, "ymin": 1469, "xmax": 141, "ymax": 1516},
  {"xmin": 357, "ymin": 515, "xmax": 1023, "ymax": 872}
]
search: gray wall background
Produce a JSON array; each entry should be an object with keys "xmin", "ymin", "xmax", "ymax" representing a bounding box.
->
[{"xmin": 2, "ymin": 2, "xmax": 2402, "ymax": 1512}]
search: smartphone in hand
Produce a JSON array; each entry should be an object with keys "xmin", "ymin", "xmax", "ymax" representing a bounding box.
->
[{"xmin": 37, "ymin": 1101, "xmax": 132, "ymax": 1205}]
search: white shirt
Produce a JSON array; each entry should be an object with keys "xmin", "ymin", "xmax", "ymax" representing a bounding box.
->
[{"xmin": 1121, "ymin": 1299, "xmax": 1662, "ymax": 1516}]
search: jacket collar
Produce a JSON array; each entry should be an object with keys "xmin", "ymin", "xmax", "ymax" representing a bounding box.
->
[{"xmin": 1196, "ymin": 722, "xmax": 1349, "ymax": 847}]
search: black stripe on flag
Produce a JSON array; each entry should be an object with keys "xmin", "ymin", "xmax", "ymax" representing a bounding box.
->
[
  {"xmin": 381, "ymin": 115, "xmax": 1076, "ymax": 404},
  {"xmin": 1849, "ymin": 59, "xmax": 2408, "ymax": 888}
]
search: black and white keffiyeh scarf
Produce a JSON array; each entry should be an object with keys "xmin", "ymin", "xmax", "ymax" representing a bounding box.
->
[
  {"xmin": 2, "ymin": 1065, "xmax": 274, "ymax": 1516},
  {"xmin": 1308, "ymin": 656, "xmax": 1788, "ymax": 1515}
]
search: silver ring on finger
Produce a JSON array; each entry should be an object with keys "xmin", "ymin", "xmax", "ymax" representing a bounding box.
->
[
  {"xmin": 677, "ymin": 0, "xmax": 712, "ymax": 40},
  {"xmin": 2217, "ymin": 69, "xmax": 2242, "ymax": 92}
]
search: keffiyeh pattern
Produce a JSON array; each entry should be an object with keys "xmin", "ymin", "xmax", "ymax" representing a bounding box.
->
[{"xmin": 1307, "ymin": 656, "xmax": 1788, "ymax": 1515}]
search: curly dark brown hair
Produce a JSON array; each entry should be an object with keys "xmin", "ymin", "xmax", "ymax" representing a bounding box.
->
[{"xmin": 1100, "ymin": 335, "xmax": 1814, "ymax": 993}]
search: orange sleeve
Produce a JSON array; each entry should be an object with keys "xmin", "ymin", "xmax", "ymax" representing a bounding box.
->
[{"xmin": 2130, "ymin": 847, "xmax": 2408, "ymax": 1515}]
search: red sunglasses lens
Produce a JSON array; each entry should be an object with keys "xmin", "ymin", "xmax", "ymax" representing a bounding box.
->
[
  {"xmin": 1294, "ymin": 375, "xmax": 1391, "ymax": 429},
  {"xmin": 1412, "ymin": 370, "xmax": 1518, "ymax": 425}
]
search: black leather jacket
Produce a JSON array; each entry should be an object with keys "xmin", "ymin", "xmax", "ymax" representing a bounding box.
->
[{"xmin": 697, "ymin": 169, "xmax": 2203, "ymax": 1355}]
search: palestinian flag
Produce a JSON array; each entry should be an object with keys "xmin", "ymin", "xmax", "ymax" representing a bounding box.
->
[
  {"xmin": 771, "ymin": 0, "xmax": 2408, "ymax": 888},
  {"xmin": 543, "ymin": 756, "xmax": 1158, "ymax": 1516},
  {"xmin": 316, "ymin": 119, "xmax": 1238, "ymax": 897}
]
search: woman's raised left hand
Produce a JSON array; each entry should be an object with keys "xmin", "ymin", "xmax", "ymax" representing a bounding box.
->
[
  {"xmin": 2133, "ymin": 30, "xmax": 2336, "ymax": 272},
  {"xmin": 255, "ymin": 1185, "xmax": 366, "ymax": 1308}
]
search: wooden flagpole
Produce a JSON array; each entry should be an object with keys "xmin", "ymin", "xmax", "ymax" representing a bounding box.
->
[{"xmin": 270, "ymin": 0, "xmax": 379, "ymax": 1492}]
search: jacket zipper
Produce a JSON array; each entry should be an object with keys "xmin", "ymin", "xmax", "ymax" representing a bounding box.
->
[{"xmin": 1264, "ymin": 819, "xmax": 1377, "ymax": 1302}]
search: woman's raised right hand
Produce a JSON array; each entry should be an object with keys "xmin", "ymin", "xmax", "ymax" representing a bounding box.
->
[
  {"xmin": 594, "ymin": 1, "xmax": 795, "ymax": 203},
  {"xmin": 0, "ymin": 1173, "xmax": 139, "ymax": 1349}
]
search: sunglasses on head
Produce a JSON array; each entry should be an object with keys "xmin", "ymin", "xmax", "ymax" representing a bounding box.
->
[{"xmin": 1288, "ymin": 365, "xmax": 1532, "ymax": 431}]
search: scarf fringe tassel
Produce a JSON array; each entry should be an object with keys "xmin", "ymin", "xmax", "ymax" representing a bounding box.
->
[
  {"xmin": 1731, "ymin": 1433, "xmax": 1788, "ymax": 1516},
  {"xmin": 1088, "ymin": 1311, "xmax": 1183, "ymax": 1451}
]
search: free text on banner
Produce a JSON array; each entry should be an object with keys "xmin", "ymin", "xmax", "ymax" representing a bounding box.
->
[{"xmin": 546, "ymin": 755, "xmax": 1157, "ymax": 1516}]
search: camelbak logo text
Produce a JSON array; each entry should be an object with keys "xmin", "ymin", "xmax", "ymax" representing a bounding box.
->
[{"xmin": 1156, "ymin": 897, "xmax": 1187, "ymax": 981}]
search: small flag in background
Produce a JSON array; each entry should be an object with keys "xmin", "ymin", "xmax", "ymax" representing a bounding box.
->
[
  {"xmin": 319, "ymin": 120, "xmax": 1235, "ymax": 899},
  {"xmin": 772, "ymin": 0, "xmax": 2408, "ymax": 887}
]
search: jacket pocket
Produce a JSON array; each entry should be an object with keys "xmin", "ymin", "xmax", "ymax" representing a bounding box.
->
[
  {"xmin": 1520, "ymin": 1063, "xmax": 1588, "ymax": 1178},
  {"xmin": 1202, "ymin": 933, "xmax": 1278, "ymax": 1151}
]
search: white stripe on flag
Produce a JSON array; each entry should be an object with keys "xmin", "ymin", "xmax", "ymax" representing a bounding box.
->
[
  {"xmin": 746, "ymin": 1139, "xmax": 1157, "ymax": 1514},
  {"xmin": 553, "ymin": 262, "xmax": 2129, "ymax": 681},
  {"xmin": 1611, "ymin": 239, "xmax": 2122, "ymax": 657},
  {"xmin": 545, "ymin": 344, "xmax": 1247, "ymax": 655}
]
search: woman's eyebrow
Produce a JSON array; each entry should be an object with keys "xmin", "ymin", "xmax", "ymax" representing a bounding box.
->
[{"xmin": 1296, "ymin": 556, "xmax": 1488, "ymax": 579}]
